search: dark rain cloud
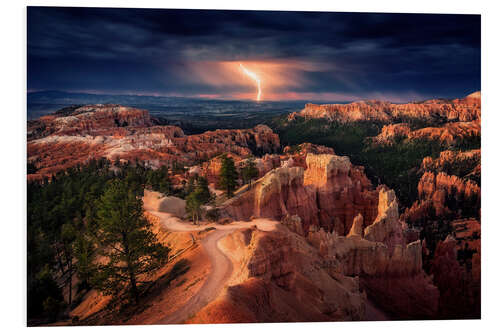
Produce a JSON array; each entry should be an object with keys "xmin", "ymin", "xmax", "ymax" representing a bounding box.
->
[{"xmin": 27, "ymin": 7, "xmax": 480, "ymax": 100}]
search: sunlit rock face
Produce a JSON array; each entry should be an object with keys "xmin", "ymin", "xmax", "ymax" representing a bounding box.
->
[
  {"xmin": 288, "ymin": 92, "xmax": 481, "ymax": 124},
  {"xmin": 28, "ymin": 104, "xmax": 153, "ymax": 139},
  {"xmin": 195, "ymin": 184, "xmax": 439, "ymax": 323},
  {"xmin": 401, "ymin": 171, "xmax": 481, "ymax": 224},
  {"xmin": 372, "ymin": 121, "xmax": 481, "ymax": 145},
  {"xmin": 301, "ymin": 187, "xmax": 439, "ymax": 319},
  {"xmin": 27, "ymin": 104, "xmax": 280, "ymax": 181},
  {"xmin": 222, "ymin": 153, "xmax": 379, "ymax": 235}
]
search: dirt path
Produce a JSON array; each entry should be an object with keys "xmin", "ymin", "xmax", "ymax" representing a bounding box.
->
[
  {"xmin": 156, "ymin": 229, "xmax": 234, "ymax": 324},
  {"xmin": 152, "ymin": 211, "xmax": 278, "ymax": 324}
]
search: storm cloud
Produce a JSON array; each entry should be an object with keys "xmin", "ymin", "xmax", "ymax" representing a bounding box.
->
[{"xmin": 27, "ymin": 7, "xmax": 480, "ymax": 101}]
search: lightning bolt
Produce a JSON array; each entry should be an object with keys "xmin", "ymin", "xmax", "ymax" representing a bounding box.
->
[{"xmin": 239, "ymin": 63, "xmax": 262, "ymax": 101}]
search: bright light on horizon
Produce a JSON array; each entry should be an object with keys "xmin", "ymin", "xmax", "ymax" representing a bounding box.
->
[{"xmin": 239, "ymin": 63, "xmax": 262, "ymax": 101}]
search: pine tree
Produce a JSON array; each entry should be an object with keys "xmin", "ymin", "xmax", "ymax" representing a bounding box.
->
[
  {"xmin": 94, "ymin": 179, "xmax": 169, "ymax": 304},
  {"xmin": 219, "ymin": 155, "xmax": 238, "ymax": 197},
  {"xmin": 186, "ymin": 190, "xmax": 203, "ymax": 225},
  {"xmin": 195, "ymin": 176, "xmax": 211, "ymax": 204},
  {"xmin": 241, "ymin": 157, "xmax": 259, "ymax": 185},
  {"xmin": 72, "ymin": 229, "xmax": 97, "ymax": 292}
]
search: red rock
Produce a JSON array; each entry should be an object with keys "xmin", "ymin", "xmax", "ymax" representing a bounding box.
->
[
  {"xmin": 420, "ymin": 149, "xmax": 480, "ymax": 176},
  {"xmin": 289, "ymin": 92, "xmax": 481, "ymax": 123},
  {"xmin": 27, "ymin": 105, "xmax": 280, "ymax": 180},
  {"xmin": 302, "ymin": 186, "xmax": 439, "ymax": 319},
  {"xmin": 431, "ymin": 235, "xmax": 480, "ymax": 318},
  {"xmin": 222, "ymin": 153, "xmax": 379, "ymax": 235},
  {"xmin": 373, "ymin": 121, "xmax": 480, "ymax": 145},
  {"xmin": 28, "ymin": 104, "xmax": 152, "ymax": 139},
  {"xmin": 402, "ymin": 171, "xmax": 480, "ymax": 225}
]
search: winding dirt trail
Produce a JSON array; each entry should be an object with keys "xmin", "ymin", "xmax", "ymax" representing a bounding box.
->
[
  {"xmin": 151, "ymin": 211, "xmax": 278, "ymax": 324},
  {"xmin": 150, "ymin": 211, "xmax": 390, "ymax": 323},
  {"xmin": 157, "ymin": 229, "xmax": 234, "ymax": 324}
]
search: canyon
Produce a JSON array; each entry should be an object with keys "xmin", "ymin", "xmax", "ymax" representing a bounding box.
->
[
  {"xmin": 27, "ymin": 104, "xmax": 280, "ymax": 181},
  {"xmin": 27, "ymin": 92, "xmax": 481, "ymax": 324}
]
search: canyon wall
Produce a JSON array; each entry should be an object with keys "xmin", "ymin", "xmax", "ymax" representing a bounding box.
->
[
  {"xmin": 222, "ymin": 153, "xmax": 379, "ymax": 235},
  {"xmin": 288, "ymin": 92, "xmax": 481, "ymax": 124}
]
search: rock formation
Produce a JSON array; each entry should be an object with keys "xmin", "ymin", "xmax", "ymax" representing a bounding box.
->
[
  {"xmin": 27, "ymin": 105, "xmax": 280, "ymax": 181},
  {"xmin": 372, "ymin": 121, "xmax": 480, "ymax": 145},
  {"xmin": 430, "ymin": 234, "xmax": 480, "ymax": 318},
  {"xmin": 222, "ymin": 153, "xmax": 379, "ymax": 235},
  {"xmin": 402, "ymin": 171, "xmax": 480, "ymax": 224},
  {"xmin": 142, "ymin": 190, "xmax": 186, "ymax": 217},
  {"xmin": 198, "ymin": 153, "xmax": 282, "ymax": 188},
  {"xmin": 420, "ymin": 149, "xmax": 480, "ymax": 182},
  {"xmin": 302, "ymin": 187, "xmax": 439, "ymax": 319},
  {"xmin": 190, "ymin": 226, "xmax": 367, "ymax": 323},
  {"xmin": 288, "ymin": 92, "xmax": 481, "ymax": 124},
  {"xmin": 217, "ymin": 185, "xmax": 438, "ymax": 322},
  {"xmin": 28, "ymin": 104, "xmax": 153, "ymax": 139}
]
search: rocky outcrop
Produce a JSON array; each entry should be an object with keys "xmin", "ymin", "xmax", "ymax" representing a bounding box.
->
[
  {"xmin": 403, "ymin": 171, "xmax": 480, "ymax": 224},
  {"xmin": 195, "ymin": 184, "xmax": 439, "ymax": 323},
  {"xmin": 222, "ymin": 153, "xmax": 379, "ymax": 235},
  {"xmin": 283, "ymin": 143, "xmax": 335, "ymax": 168},
  {"xmin": 288, "ymin": 92, "xmax": 481, "ymax": 124},
  {"xmin": 372, "ymin": 121, "xmax": 481, "ymax": 145},
  {"xmin": 191, "ymin": 226, "xmax": 367, "ymax": 323},
  {"xmin": 346, "ymin": 214, "xmax": 363, "ymax": 239},
  {"xmin": 142, "ymin": 190, "xmax": 186, "ymax": 217},
  {"xmin": 198, "ymin": 153, "xmax": 282, "ymax": 188},
  {"xmin": 28, "ymin": 104, "xmax": 153, "ymax": 139},
  {"xmin": 306, "ymin": 188, "xmax": 423, "ymax": 276},
  {"xmin": 364, "ymin": 188, "xmax": 403, "ymax": 252},
  {"xmin": 430, "ymin": 235, "xmax": 480, "ymax": 318},
  {"xmin": 399, "ymin": 169, "xmax": 481, "ymax": 319},
  {"xmin": 302, "ymin": 187, "xmax": 439, "ymax": 319},
  {"xmin": 27, "ymin": 105, "xmax": 280, "ymax": 180},
  {"xmin": 420, "ymin": 149, "xmax": 480, "ymax": 182},
  {"xmin": 303, "ymin": 154, "xmax": 376, "ymax": 234}
]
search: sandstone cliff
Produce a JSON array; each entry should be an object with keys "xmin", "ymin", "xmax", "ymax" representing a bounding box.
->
[
  {"xmin": 288, "ymin": 92, "xmax": 481, "ymax": 124},
  {"xmin": 372, "ymin": 121, "xmax": 480, "ymax": 145},
  {"xmin": 207, "ymin": 186, "xmax": 438, "ymax": 322},
  {"xmin": 402, "ymin": 171, "xmax": 480, "ymax": 224},
  {"xmin": 28, "ymin": 104, "xmax": 153, "ymax": 139},
  {"xmin": 430, "ymin": 234, "xmax": 481, "ymax": 318},
  {"xmin": 222, "ymin": 153, "xmax": 379, "ymax": 235},
  {"xmin": 301, "ymin": 187, "xmax": 439, "ymax": 319},
  {"xmin": 420, "ymin": 149, "xmax": 480, "ymax": 182},
  {"xmin": 27, "ymin": 105, "xmax": 280, "ymax": 180},
  {"xmin": 189, "ymin": 226, "xmax": 367, "ymax": 323}
]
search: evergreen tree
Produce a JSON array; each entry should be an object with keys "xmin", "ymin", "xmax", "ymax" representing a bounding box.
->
[
  {"xmin": 241, "ymin": 157, "xmax": 259, "ymax": 185},
  {"xmin": 94, "ymin": 179, "xmax": 169, "ymax": 304},
  {"xmin": 219, "ymin": 155, "xmax": 238, "ymax": 197},
  {"xmin": 186, "ymin": 190, "xmax": 203, "ymax": 225},
  {"xmin": 60, "ymin": 222, "xmax": 77, "ymax": 306},
  {"xmin": 195, "ymin": 176, "xmax": 211, "ymax": 204},
  {"xmin": 72, "ymin": 228, "xmax": 97, "ymax": 292}
]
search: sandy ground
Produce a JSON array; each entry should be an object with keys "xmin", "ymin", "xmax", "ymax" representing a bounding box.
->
[
  {"xmin": 149, "ymin": 211, "xmax": 278, "ymax": 324},
  {"xmin": 150, "ymin": 211, "xmax": 278, "ymax": 232}
]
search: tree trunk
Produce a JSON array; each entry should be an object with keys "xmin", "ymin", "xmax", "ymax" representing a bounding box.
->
[
  {"xmin": 122, "ymin": 232, "xmax": 139, "ymax": 305},
  {"xmin": 129, "ymin": 272, "xmax": 139, "ymax": 305},
  {"xmin": 68, "ymin": 265, "xmax": 72, "ymax": 306}
]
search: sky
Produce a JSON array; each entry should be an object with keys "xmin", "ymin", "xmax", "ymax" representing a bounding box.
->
[{"xmin": 27, "ymin": 7, "xmax": 481, "ymax": 102}]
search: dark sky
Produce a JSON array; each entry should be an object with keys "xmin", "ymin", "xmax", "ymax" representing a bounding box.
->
[{"xmin": 27, "ymin": 7, "xmax": 481, "ymax": 102}]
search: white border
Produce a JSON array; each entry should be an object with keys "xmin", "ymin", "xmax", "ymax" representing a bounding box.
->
[{"xmin": 2, "ymin": 1, "xmax": 499, "ymax": 332}]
